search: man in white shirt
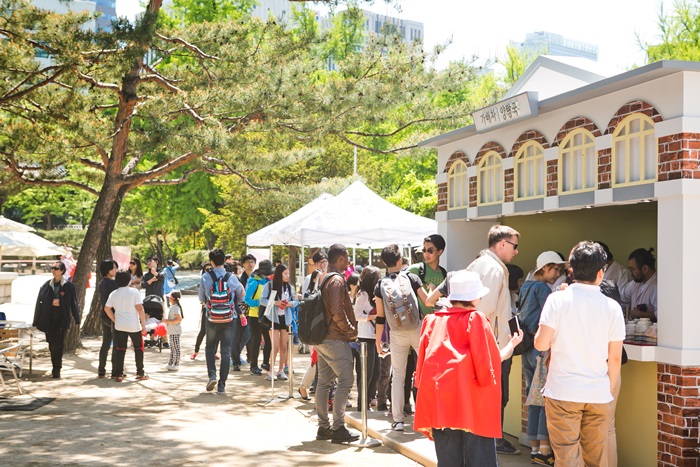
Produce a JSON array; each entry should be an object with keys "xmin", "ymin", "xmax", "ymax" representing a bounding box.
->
[
  {"xmin": 535, "ymin": 241, "xmax": 625, "ymax": 466},
  {"xmin": 596, "ymin": 241, "xmax": 632, "ymax": 292},
  {"xmin": 104, "ymin": 270, "xmax": 148, "ymax": 381},
  {"xmin": 621, "ymin": 248, "xmax": 658, "ymax": 321}
]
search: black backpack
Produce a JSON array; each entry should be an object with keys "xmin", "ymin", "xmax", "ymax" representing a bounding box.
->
[{"xmin": 298, "ymin": 272, "xmax": 341, "ymax": 345}]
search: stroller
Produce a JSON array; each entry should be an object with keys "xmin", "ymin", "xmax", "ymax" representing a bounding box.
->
[{"xmin": 142, "ymin": 295, "xmax": 165, "ymax": 352}]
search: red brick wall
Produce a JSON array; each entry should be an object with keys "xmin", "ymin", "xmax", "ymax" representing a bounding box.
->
[
  {"xmin": 657, "ymin": 364, "xmax": 700, "ymax": 466},
  {"xmin": 437, "ymin": 182, "xmax": 447, "ymax": 212},
  {"xmin": 598, "ymin": 148, "xmax": 612, "ymax": 189},
  {"xmin": 547, "ymin": 160, "xmax": 558, "ymax": 196},
  {"xmin": 469, "ymin": 176, "xmax": 477, "ymax": 208},
  {"xmin": 508, "ymin": 130, "xmax": 550, "ymax": 158},
  {"xmin": 658, "ymin": 133, "xmax": 700, "ymax": 181},
  {"xmin": 605, "ymin": 101, "xmax": 662, "ymax": 135},
  {"xmin": 553, "ymin": 116, "xmax": 602, "ymax": 147},
  {"xmin": 444, "ymin": 151, "xmax": 470, "ymax": 174},
  {"xmin": 504, "ymin": 169, "xmax": 515, "ymax": 202}
]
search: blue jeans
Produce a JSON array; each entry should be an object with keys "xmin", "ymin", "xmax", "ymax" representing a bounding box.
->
[
  {"xmin": 205, "ymin": 320, "xmax": 234, "ymax": 391},
  {"xmin": 231, "ymin": 318, "xmax": 251, "ymax": 365},
  {"xmin": 523, "ymin": 347, "xmax": 548, "ymax": 440},
  {"xmin": 433, "ymin": 428, "xmax": 498, "ymax": 467},
  {"xmin": 315, "ymin": 340, "xmax": 354, "ymax": 431}
]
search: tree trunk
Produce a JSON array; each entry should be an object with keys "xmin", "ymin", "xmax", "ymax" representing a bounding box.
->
[
  {"xmin": 81, "ymin": 187, "xmax": 126, "ymax": 337},
  {"xmin": 64, "ymin": 177, "xmax": 122, "ymax": 352},
  {"xmin": 162, "ymin": 228, "xmax": 174, "ymax": 260}
]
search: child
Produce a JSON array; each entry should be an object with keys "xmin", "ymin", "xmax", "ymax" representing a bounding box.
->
[{"xmin": 163, "ymin": 290, "xmax": 184, "ymax": 371}]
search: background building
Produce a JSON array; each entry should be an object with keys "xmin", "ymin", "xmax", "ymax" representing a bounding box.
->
[{"xmin": 514, "ymin": 31, "xmax": 598, "ymax": 61}]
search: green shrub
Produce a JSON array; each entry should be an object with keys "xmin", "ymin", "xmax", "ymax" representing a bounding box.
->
[{"xmin": 179, "ymin": 250, "xmax": 209, "ymax": 270}]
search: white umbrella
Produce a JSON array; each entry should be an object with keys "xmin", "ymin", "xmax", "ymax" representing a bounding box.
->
[
  {"xmin": 0, "ymin": 216, "xmax": 35, "ymax": 232},
  {"xmin": 0, "ymin": 230, "xmax": 65, "ymax": 257}
]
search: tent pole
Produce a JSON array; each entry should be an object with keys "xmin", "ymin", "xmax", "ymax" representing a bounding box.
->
[
  {"xmin": 300, "ymin": 246, "xmax": 305, "ymax": 288},
  {"xmin": 352, "ymin": 247, "xmax": 356, "ymax": 269}
]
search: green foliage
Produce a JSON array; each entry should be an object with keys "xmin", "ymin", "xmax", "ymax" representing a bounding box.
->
[
  {"xmin": 498, "ymin": 44, "xmax": 540, "ymax": 88},
  {"xmin": 644, "ymin": 0, "xmax": 700, "ymax": 61},
  {"xmin": 39, "ymin": 228, "xmax": 86, "ymax": 249},
  {"xmin": 164, "ymin": 0, "xmax": 257, "ymax": 27},
  {"xmin": 386, "ymin": 171, "xmax": 437, "ymax": 218},
  {"xmin": 179, "ymin": 249, "xmax": 210, "ymax": 269},
  {"xmin": 322, "ymin": 6, "xmax": 366, "ymax": 63},
  {"xmin": 4, "ymin": 186, "xmax": 94, "ymax": 229}
]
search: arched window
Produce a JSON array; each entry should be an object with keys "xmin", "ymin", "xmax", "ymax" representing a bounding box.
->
[
  {"xmin": 447, "ymin": 160, "xmax": 468, "ymax": 210},
  {"xmin": 612, "ymin": 113, "xmax": 657, "ymax": 186},
  {"xmin": 477, "ymin": 151, "xmax": 503, "ymax": 206},
  {"xmin": 514, "ymin": 141, "xmax": 545, "ymax": 200},
  {"xmin": 559, "ymin": 129, "xmax": 596, "ymax": 194}
]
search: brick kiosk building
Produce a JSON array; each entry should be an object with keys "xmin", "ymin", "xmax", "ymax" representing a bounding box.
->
[{"xmin": 420, "ymin": 57, "xmax": 700, "ymax": 466}]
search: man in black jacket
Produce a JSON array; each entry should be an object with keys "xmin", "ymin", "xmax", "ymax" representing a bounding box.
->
[{"xmin": 33, "ymin": 261, "xmax": 80, "ymax": 378}]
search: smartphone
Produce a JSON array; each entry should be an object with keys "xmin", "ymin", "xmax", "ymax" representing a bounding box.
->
[{"xmin": 508, "ymin": 316, "xmax": 521, "ymax": 336}]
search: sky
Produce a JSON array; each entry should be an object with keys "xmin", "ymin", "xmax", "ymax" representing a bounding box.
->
[{"xmin": 117, "ymin": 0, "xmax": 673, "ymax": 72}]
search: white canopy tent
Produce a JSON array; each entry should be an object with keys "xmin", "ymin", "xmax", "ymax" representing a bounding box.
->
[
  {"xmin": 246, "ymin": 193, "xmax": 334, "ymax": 247},
  {"xmin": 246, "ymin": 181, "xmax": 437, "ymax": 249}
]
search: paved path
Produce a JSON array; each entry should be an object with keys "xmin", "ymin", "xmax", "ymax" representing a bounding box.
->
[{"xmin": 0, "ymin": 274, "xmax": 533, "ymax": 466}]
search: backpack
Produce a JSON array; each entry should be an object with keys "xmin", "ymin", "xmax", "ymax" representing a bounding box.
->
[
  {"xmin": 298, "ymin": 272, "xmax": 341, "ymax": 345},
  {"xmin": 206, "ymin": 270, "xmax": 235, "ymax": 323},
  {"xmin": 379, "ymin": 271, "xmax": 421, "ymax": 331}
]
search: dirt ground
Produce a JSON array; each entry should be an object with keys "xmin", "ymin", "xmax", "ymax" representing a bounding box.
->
[{"xmin": 0, "ymin": 276, "xmax": 418, "ymax": 466}]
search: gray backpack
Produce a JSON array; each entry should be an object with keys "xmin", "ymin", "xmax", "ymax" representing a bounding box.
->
[{"xmin": 380, "ymin": 271, "xmax": 421, "ymax": 330}]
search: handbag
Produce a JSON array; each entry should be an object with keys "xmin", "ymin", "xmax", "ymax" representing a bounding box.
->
[{"xmin": 525, "ymin": 351, "xmax": 549, "ymax": 407}]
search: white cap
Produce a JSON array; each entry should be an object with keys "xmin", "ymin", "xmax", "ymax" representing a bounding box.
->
[
  {"xmin": 448, "ymin": 271, "xmax": 490, "ymax": 302},
  {"xmin": 535, "ymin": 251, "xmax": 567, "ymax": 273}
]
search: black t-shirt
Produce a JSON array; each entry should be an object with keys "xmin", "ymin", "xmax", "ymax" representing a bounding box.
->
[
  {"xmin": 373, "ymin": 271, "xmax": 423, "ymax": 301},
  {"xmin": 98, "ymin": 277, "xmax": 119, "ymax": 321}
]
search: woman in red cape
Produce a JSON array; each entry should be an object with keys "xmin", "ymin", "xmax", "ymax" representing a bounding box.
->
[{"xmin": 414, "ymin": 270, "xmax": 523, "ymax": 466}]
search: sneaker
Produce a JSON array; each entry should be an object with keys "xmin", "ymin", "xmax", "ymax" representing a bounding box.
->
[
  {"xmin": 206, "ymin": 379, "xmax": 217, "ymax": 392},
  {"xmin": 403, "ymin": 403, "xmax": 413, "ymax": 415},
  {"xmin": 377, "ymin": 403, "xmax": 388, "ymax": 411},
  {"xmin": 217, "ymin": 387, "xmax": 226, "ymax": 396},
  {"xmin": 240, "ymin": 358, "xmax": 248, "ymax": 366},
  {"xmin": 391, "ymin": 422, "xmax": 404, "ymax": 432},
  {"xmin": 168, "ymin": 366, "xmax": 179, "ymax": 372},
  {"xmin": 316, "ymin": 427, "xmax": 333, "ymax": 441},
  {"xmin": 266, "ymin": 372, "xmax": 277, "ymax": 381},
  {"xmin": 277, "ymin": 370, "xmax": 288, "ymax": 381},
  {"xmin": 531, "ymin": 452, "xmax": 555, "ymax": 466},
  {"xmin": 370, "ymin": 398, "xmax": 377, "ymax": 407},
  {"xmin": 331, "ymin": 426, "xmax": 360, "ymax": 444},
  {"xmin": 250, "ymin": 366, "xmax": 262, "ymax": 376},
  {"xmin": 261, "ymin": 362, "xmax": 270, "ymax": 371},
  {"xmin": 116, "ymin": 376, "xmax": 124, "ymax": 383},
  {"xmin": 496, "ymin": 438, "xmax": 521, "ymax": 455},
  {"xmin": 232, "ymin": 364, "xmax": 241, "ymax": 372},
  {"xmin": 162, "ymin": 342, "xmax": 170, "ymax": 349},
  {"xmin": 283, "ymin": 365, "xmax": 289, "ymax": 375}
]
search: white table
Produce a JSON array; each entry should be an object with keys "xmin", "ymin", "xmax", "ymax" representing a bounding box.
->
[{"xmin": 0, "ymin": 321, "xmax": 33, "ymax": 374}]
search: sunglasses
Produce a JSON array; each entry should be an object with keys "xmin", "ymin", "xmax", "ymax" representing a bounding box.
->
[
  {"xmin": 504, "ymin": 240, "xmax": 519, "ymax": 250},
  {"xmin": 130, "ymin": 261, "xmax": 136, "ymax": 265},
  {"xmin": 51, "ymin": 266, "xmax": 61, "ymax": 271},
  {"xmin": 423, "ymin": 247, "xmax": 436, "ymax": 254}
]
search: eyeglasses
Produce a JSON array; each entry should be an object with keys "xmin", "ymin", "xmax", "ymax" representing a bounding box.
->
[
  {"xmin": 424, "ymin": 248, "xmax": 436, "ymax": 254},
  {"xmin": 504, "ymin": 240, "xmax": 519, "ymax": 250},
  {"xmin": 51, "ymin": 266, "xmax": 61, "ymax": 271}
]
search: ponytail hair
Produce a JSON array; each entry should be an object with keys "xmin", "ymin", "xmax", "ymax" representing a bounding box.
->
[{"xmin": 169, "ymin": 290, "xmax": 184, "ymax": 318}]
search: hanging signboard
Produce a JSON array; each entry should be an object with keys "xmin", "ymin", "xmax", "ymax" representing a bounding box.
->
[{"xmin": 473, "ymin": 91, "xmax": 538, "ymax": 133}]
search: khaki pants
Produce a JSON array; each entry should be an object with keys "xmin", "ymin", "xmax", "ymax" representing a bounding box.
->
[
  {"xmin": 607, "ymin": 375, "xmax": 621, "ymax": 467},
  {"xmin": 545, "ymin": 397, "xmax": 609, "ymax": 467}
]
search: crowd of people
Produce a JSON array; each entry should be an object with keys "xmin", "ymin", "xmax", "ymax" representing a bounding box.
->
[{"xmin": 30, "ymin": 227, "xmax": 657, "ymax": 466}]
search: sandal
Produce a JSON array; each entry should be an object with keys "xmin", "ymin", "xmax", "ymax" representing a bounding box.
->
[{"xmin": 135, "ymin": 374, "xmax": 149, "ymax": 381}]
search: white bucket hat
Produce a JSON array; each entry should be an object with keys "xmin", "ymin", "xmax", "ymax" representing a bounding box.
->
[
  {"xmin": 448, "ymin": 271, "xmax": 490, "ymax": 302},
  {"xmin": 535, "ymin": 251, "xmax": 567, "ymax": 273}
]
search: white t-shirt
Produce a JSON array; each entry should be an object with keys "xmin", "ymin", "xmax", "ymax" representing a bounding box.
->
[
  {"xmin": 105, "ymin": 287, "xmax": 144, "ymax": 333},
  {"xmin": 539, "ymin": 282, "xmax": 626, "ymax": 403},
  {"xmin": 353, "ymin": 291, "xmax": 376, "ymax": 339}
]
